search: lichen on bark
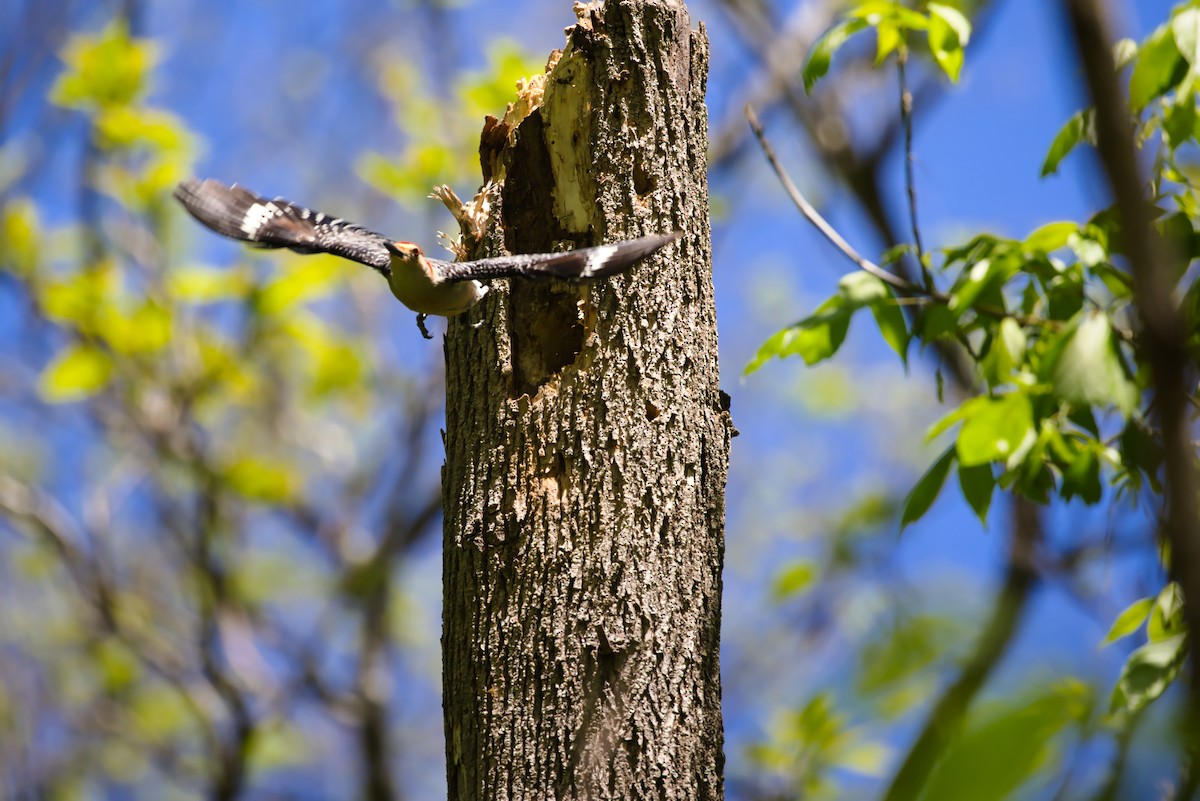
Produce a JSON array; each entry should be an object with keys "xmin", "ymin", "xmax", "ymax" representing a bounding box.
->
[{"xmin": 441, "ymin": 1, "xmax": 728, "ymax": 799}]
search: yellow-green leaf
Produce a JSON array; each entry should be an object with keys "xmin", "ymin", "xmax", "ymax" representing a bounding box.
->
[
  {"xmin": 1042, "ymin": 110, "xmax": 1096, "ymax": 177},
  {"xmin": 1, "ymin": 198, "xmax": 40, "ymax": 276},
  {"xmin": 39, "ymin": 345, "xmax": 113, "ymax": 402},
  {"xmin": 1130, "ymin": 23, "xmax": 1186, "ymax": 112},
  {"xmin": 772, "ymin": 561, "xmax": 818, "ymax": 601},
  {"xmin": 168, "ymin": 265, "xmax": 251, "ymax": 303},
  {"xmin": 1041, "ymin": 312, "xmax": 1138, "ymax": 418},
  {"xmin": 1172, "ymin": 8, "xmax": 1200, "ymax": 67},
  {"xmin": 956, "ymin": 392, "xmax": 1034, "ymax": 467},
  {"xmin": 224, "ymin": 457, "xmax": 298, "ymax": 503},
  {"xmin": 746, "ymin": 296, "xmax": 853, "ymax": 373},
  {"xmin": 802, "ymin": 18, "xmax": 870, "ymax": 93},
  {"xmin": 1109, "ymin": 634, "xmax": 1187, "ymax": 716},
  {"xmin": 1023, "ymin": 221, "xmax": 1077, "ymax": 253},
  {"xmin": 257, "ymin": 257, "xmax": 344, "ymax": 315},
  {"xmin": 103, "ymin": 302, "xmax": 172, "ymax": 354},
  {"xmin": 50, "ymin": 20, "xmax": 158, "ymax": 110},
  {"xmin": 1101, "ymin": 597, "xmax": 1154, "ymax": 646},
  {"xmin": 927, "ymin": 3, "xmax": 971, "ymax": 82}
]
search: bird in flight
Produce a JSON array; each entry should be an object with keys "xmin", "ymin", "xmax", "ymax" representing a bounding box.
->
[{"xmin": 174, "ymin": 179, "xmax": 680, "ymax": 338}]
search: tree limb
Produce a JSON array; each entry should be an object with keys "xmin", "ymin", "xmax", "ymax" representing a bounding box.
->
[{"xmin": 1061, "ymin": 3, "xmax": 1200, "ymax": 797}]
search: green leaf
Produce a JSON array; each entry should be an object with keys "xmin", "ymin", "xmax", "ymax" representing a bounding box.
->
[
  {"xmin": 869, "ymin": 297, "xmax": 910, "ymax": 364},
  {"xmin": 167, "ymin": 265, "xmax": 252, "ymax": 303},
  {"xmin": 1041, "ymin": 312, "xmax": 1138, "ymax": 417},
  {"xmin": 1023, "ymin": 221, "xmax": 1078, "ymax": 253},
  {"xmin": 257, "ymin": 257, "xmax": 344, "ymax": 315},
  {"xmin": 50, "ymin": 20, "xmax": 158, "ymax": 111},
  {"xmin": 848, "ymin": 1, "xmax": 929, "ymax": 29},
  {"xmin": 95, "ymin": 106, "xmax": 188, "ymax": 153},
  {"xmin": 1147, "ymin": 582, "xmax": 1185, "ymax": 642},
  {"xmin": 948, "ymin": 256, "xmax": 1018, "ymax": 317},
  {"xmin": 1109, "ymin": 634, "xmax": 1187, "ymax": 716},
  {"xmin": 847, "ymin": 1, "xmax": 931, "ymax": 63},
  {"xmin": 39, "ymin": 345, "xmax": 113, "ymax": 402},
  {"xmin": 1114, "ymin": 38, "xmax": 1139, "ymax": 71},
  {"xmin": 1163, "ymin": 85, "xmax": 1198, "ymax": 150},
  {"xmin": 1102, "ymin": 597, "xmax": 1155, "ymax": 646},
  {"xmin": 838, "ymin": 270, "xmax": 888, "ymax": 305},
  {"xmin": 839, "ymin": 272, "xmax": 909, "ymax": 362},
  {"xmin": 1061, "ymin": 445, "xmax": 1102, "ymax": 504},
  {"xmin": 130, "ymin": 686, "xmax": 193, "ymax": 742},
  {"xmin": 1155, "ymin": 211, "xmax": 1195, "ymax": 281},
  {"xmin": 95, "ymin": 638, "xmax": 140, "ymax": 692},
  {"xmin": 1068, "ymin": 230, "xmax": 1109, "ymax": 268},
  {"xmin": 1119, "ymin": 419, "xmax": 1165, "ymax": 494},
  {"xmin": 802, "ymin": 18, "xmax": 870, "ymax": 92},
  {"xmin": 40, "ymin": 265, "xmax": 118, "ymax": 328},
  {"xmin": 927, "ymin": 3, "xmax": 971, "ymax": 82},
  {"xmin": 920, "ymin": 685, "xmax": 1088, "ymax": 801},
  {"xmin": 224, "ymin": 457, "xmax": 298, "ymax": 503},
  {"xmin": 1129, "ymin": 23, "xmax": 1187, "ymax": 112},
  {"xmin": 745, "ymin": 296, "xmax": 852, "ymax": 373},
  {"xmin": 1173, "ymin": 8, "xmax": 1200, "ymax": 67},
  {"xmin": 104, "ymin": 301, "xmax": 172, "ymax": 354},
  {"xmin": 875, "ymin": 20, "xmax": 903, "ymax": 64},
  {"xmin": 926, "ymin": 402, "xmax": 972, "ymax": 442},
  {"xmin": 772, "ymin": 561, "xmax": 818, "ymax": 601},
  {"xmin": 248, "ymin": 723, "xmax": 310, "ymax": 771},
  {"xmin": 1, "ymin": 198, "xmax": 40, "ymax": 276},
  {"xmin": 283, "ymin": 316, "xmax": 368, "ymax": 399},
  {"xmin": 943, "ymin": 232, "xmax": 1000, "ymax": 267},
  {"xmin": 958, "ymin": 463, "xmax": 995, "ymax": 525},
  {"xmin": 956, "ymin": 392, "xmax": 1035, "ymax": 467},
  {"xmin": 980, "ymin": 316, "xmax": 1027, "ymax": 384},
  {"xmin": 1041, "ymin": 110, "xmax": 1096, "ymax": 177},
  {"xmin": 900, "ymin": 446, "xmax": 956, "ymax": 529},
  {"xmin": 918, "ymin": 304, "xmax": 959, "ymax": 341}
]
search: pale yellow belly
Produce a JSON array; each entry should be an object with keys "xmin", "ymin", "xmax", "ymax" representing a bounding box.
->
[{"xmin": 388, "ymin": 272, "xmax": 485, "ymax": 316}]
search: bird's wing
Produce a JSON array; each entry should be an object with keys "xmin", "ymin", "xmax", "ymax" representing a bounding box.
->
[
  {"xmin": 433, "ymin": 232, "xmax": 681, "ymax": 283},
  {"xmin": 174, "ymin": 178, "xmax": 393, "ymax": 277}
]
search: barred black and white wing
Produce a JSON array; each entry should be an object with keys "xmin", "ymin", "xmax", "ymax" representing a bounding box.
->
[
  {"xmin": 432, "ymin": 232, "xmax": 681, "ymax": 284},
  {"xmin": 174, "ymin": 179, "xmax": 393, "ymax": 277}
]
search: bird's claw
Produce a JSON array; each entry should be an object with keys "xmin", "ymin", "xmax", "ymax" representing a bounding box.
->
[{"xmin": 416, "ymin": 313, "xmax": 432, "ymax": 340}]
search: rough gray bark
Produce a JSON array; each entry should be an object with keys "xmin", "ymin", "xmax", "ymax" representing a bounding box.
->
[{"xmin": 440, "ymin": 1, "xmax": 728, "ymax": 799}]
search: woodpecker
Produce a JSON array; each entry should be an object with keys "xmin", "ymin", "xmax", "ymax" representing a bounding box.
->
[{"xmin": 174, "ymin": 179, "xmax": 680, "ymax": 338}]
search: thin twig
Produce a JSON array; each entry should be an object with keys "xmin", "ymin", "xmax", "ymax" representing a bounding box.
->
[
  {"xmin": 897, "ymin": 45, "xmax": 931, "ymax": 289},
  {"xmin": 745, "ymin": 104, "xmax": 916, "ymax": 292},
  {"xmin": 745, "ymin": 105, "xmax": 1057, "ymax": 332}
]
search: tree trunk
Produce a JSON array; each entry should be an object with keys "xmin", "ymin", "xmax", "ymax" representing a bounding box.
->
[{"xmin": 440, "ymin": 1, "xmax": 727, "ymax": 799}]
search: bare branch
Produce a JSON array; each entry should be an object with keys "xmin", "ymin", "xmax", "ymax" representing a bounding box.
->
[
  {"xmin": 745, "ymin": 105, "xmax": 916, "ymax": 292},
  {"xmin": 1062, "ymin": 2, "xmax": 1200, "ymax": 795},
  {"xmin": 896, "ymin": 46, "xmax": 931, "ymax": 289},
  {"xmin": 883, "ymin": 498, "xmax": 1041, "ymax": 801}
]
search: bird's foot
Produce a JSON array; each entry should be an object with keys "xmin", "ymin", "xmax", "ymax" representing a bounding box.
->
[{"xmin": 416, "ymin": 313, "xmax": 432, "ymax": 340}]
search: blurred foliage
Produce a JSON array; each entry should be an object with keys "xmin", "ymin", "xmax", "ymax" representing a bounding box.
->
[
  {"xmin": 745, "ymin": 0, "xmax": 1200, "ymax": 799},
  {"xmin": 0, "ymin": 13, "xmax": 445, "ymax": 799},
  {"xmin": 357, "ymin": 40, "xmax": 545, "ymax": 206}
]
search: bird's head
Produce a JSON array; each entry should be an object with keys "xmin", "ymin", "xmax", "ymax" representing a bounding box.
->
[{"xmin": 384, "ymin": 241, "xmax": 423, "ymax": 262}]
